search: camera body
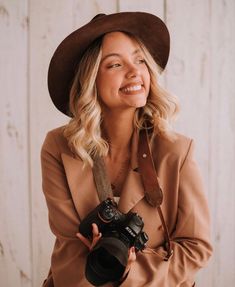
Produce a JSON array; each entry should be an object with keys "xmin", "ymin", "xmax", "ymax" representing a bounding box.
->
[{"xmin": 79, "ymin": 198, "xmax": 148, "ymax": 251}]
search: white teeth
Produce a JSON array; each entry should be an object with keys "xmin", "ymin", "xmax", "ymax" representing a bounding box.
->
[{"xmin": 122, "ymin": 85, "xmax": 142, "ymax": 93}]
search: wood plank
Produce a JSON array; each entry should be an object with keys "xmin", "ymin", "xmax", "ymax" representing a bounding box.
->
[
  {"xmin": 165, "ymin": 0, "xmax": 235, "ymax": 286},
  {"xmin": 205, "ymin": 0, "xmax": 235, "ymax": 286},
  {"xmin": 118, "ymin": 0, "xmax": 164, "ymax": 15},
  {"xmin": 29, "ymin": 1, "xmax": 118, "ymax": 286},
  {"xmin": 165, "ymin": 0, "xmax": 211, "ymax": 183},
  {"xmin": 165, "ymin": 1, "xmax": 213, "ymax": 285},
  {"xmin": 0, "ymin": 1, "xmax": 31, "ymax": 286}
]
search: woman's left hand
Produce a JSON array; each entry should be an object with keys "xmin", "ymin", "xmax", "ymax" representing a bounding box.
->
[
  {"xmin": 76, "ymin": 223, "xmax": 102, "ymax": 250},
  {"xmin": 122, "ymin": 246, "xmax": 136, "ymax": 277}
]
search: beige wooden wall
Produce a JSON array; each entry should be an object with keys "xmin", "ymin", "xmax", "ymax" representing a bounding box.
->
[{"xmin": 0, "ymin": 0, "xmax": 234, "ymax": 286}]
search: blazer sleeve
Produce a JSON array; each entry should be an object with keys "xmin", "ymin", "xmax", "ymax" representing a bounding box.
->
[
  {"xmin": 121, "ymin": 140, "xmax": 213, "ymax": 287},
  {"xmin": 41, "ymin": 131, "xmax": 104, "ymax": 287}
]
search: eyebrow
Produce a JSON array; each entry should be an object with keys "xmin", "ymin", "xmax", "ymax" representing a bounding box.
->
[{"xmin": 101, "ymin": 49, "xmax": 142, "ymax": 63}]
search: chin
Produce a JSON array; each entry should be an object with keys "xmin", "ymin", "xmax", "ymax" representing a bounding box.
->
[
  {"xmin": 123, "ymin": 95, "xmax": 147, "ymax": 108},
  {"xmin": 131, "ymin": 99, "xmax": 147, "ymax": 108}
]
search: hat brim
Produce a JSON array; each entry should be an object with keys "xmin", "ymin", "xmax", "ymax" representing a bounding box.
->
[{"xmin": 48, "ymin": 12, "xmax": 170, "ymax": 116}]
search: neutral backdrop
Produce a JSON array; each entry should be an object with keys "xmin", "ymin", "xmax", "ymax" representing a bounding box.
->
[{"xmin": 0, "ymin": 0, "xmax": 234, "ymax": 286}]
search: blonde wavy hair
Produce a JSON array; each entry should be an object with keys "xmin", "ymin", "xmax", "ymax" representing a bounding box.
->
[{"xmin": 63, "ymin": 33, "xmax": 179, "ymax": 166}]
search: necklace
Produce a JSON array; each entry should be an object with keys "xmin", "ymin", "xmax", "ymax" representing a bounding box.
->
[{"xmin": 110, "ymin": 156, "xmax": 131, "ymax": 193}]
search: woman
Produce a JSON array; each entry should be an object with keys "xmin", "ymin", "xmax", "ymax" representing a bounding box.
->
[{"xmin": 42, "ymin": 12, "xmax": 212, "ymax": 286}]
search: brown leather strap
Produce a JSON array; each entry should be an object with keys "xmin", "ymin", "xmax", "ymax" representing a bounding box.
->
[
  {"xmin": 138, "ymin": 128, "xmax": 163, "ymax": 207},
  {"xmin": 138, "ymin": 128, "xmax": 173, "ymax": 260},
  {"xmin": 156, "ymin": 206, "xmax": 173, "ymax": 260}
]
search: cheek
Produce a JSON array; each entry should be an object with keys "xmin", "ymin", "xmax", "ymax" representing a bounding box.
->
[
  {"xmin": 96, "ymin": 72, "xmax": 121, "ymax": 96},
  {"xmin": 96, "ymin": 81, "xmax": 118, "ymax": 107},
  {"xmin": 144, "ymin": 71, "xmax": 151, "ymax": 94},
  {"xmin": 144, "ymin": 68, "xmax": 151, "ymax": 83}
]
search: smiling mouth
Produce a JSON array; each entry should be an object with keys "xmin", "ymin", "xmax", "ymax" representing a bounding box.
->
[{"xmin": 120, "ymin": 84, "xmax": 143, "ymax": 94}]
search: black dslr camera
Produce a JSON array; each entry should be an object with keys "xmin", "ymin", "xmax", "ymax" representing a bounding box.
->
[{"xmin": 79, "ymin": 198, "xmax": 148, "ymax": 286}]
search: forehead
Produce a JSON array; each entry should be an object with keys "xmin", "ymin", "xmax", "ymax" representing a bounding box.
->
[{"xmin": 101, "ymin": 31, "xmax": 140, "ymax": 54}]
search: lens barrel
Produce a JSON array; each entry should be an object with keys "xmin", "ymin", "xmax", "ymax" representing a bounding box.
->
[{"xmin": 85, "ymin": 237, "xmax": 128, "ymax": 286}]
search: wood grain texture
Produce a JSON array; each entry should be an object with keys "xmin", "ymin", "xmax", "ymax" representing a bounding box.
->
[
  {"xmin": 165, "ymin": 0, "xmax": 235, "ymax": 286},
  {"xmin": 0, "ymin": 0, "xmax": 31, "ymax": 286},
  {"xmin": 118, "ymin": 0, "xmax": 164, "ymax": 14},
  {"xmin": 165, "ymin": 0, "xmax": 211, "ymax": 177},
  {"xmin": 164, "ymin": 1, "xmax": 212, "ymax": 285},
  {"xmin": 206, "ymin": 0, "xmax": 235, "ymax": 285}
]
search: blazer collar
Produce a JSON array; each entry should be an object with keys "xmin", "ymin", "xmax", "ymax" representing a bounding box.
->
[{"xmin": 61, "ymin": 130, "xmax": 145, "ymax": 219}]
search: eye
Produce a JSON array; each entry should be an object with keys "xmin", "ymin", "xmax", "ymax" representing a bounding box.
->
[
  {"xmin": 136, "ymin": 58, "xmax": 146, "ymax": 64},
  {"xmin": 107, "ymin": 63, "xmax": 121, "ymax": 68}
]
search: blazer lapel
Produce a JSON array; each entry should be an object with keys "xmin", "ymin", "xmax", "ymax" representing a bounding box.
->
[
  {"xmin": 61, "ymin": 153, "xmax": 100, "ymax": 220},
  {"xmin": 118, "ymin": 169, "xmax": 145, "ymax": 213},
  {"xmin": 118, "ymin": 130, "xmax": 145, "ymax": 213}
]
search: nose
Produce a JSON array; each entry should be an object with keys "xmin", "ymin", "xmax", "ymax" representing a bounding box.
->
[{"xmin": 126, "ymin": 63, "xmax": 141, "ymax": 79}]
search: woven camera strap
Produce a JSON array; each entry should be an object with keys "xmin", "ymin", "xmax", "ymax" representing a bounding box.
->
[
  {"xmin": 92, "ymin": 154, "xmax": 113, "ymax": 201},
  {"xmin": 92, "ymin": 128, "xmax": 173, "ymax": 260}
]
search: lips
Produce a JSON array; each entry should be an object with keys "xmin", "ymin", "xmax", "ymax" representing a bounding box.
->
[{"xmin": 120, "ymin": 83, "xmax": 144, "ymax": 94}]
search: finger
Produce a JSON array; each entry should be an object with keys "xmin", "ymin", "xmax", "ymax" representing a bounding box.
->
[
  {"xmin": 76, "ymin": 233, "xmax": 92, "ymax": 249},
  {"xmin": 92, "ymin": 223, "xmax": 99, "ymax": 237},
  {"xmin": 90, "ymin": 232, "xmax": 102, "ymax": 250},
  {"xmin": 128, "ymin": 246, "xmax": 135, "ymax": 256},
  {"xmin": 128, "ymin": 247, "xmax": 136, "ymax": 263},
  {"xmin": 123, "ymin": 249, "xmax": 135, "ymax": 278}
]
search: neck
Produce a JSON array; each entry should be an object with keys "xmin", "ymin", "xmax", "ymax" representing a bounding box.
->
[{"xmin": 102, "ymin": 109, "xmax": 135, "ymax": 160}]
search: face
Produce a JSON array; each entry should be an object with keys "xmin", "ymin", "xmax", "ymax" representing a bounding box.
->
[{"xmin": 96, "ymin": 32, "xmax": 150, "ymax": 112}]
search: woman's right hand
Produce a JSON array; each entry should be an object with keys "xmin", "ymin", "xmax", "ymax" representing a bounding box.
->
[{"xmin": 76, "ymin": 223, "xmax": 102, "ymax": 250}]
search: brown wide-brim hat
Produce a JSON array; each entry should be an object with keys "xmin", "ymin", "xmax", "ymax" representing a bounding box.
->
[{"xmin": 48, "ymin": 12, "xmax": 170, "ymax": 116}]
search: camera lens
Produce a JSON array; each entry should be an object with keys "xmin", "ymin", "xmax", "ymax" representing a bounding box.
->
[{"xmin": 85, "ymin": 237, "xmax": 128, "ymax": 286}]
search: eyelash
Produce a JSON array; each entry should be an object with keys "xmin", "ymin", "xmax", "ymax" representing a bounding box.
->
[
  {"xmin": 108, "ymin": 59, "xmax": 146, "ymax": 69},
  {"xmin": 108, "ymin": 63, "xmax": 121, "ymax": 68},
  {"xmin": 137, "ymin": 59, "xmax": 146, "ymax": 64}
]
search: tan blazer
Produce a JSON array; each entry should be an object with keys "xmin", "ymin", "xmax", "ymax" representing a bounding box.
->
[{"xmin": 41, "ymin": 126, "xmax": 212, "ymax": 287}]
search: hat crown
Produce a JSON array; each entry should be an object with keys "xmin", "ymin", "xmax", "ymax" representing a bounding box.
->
[{"xmin": 91, "ymin": 13, "xmax": 106, "ymax": 21}]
